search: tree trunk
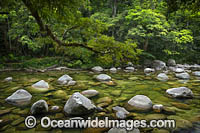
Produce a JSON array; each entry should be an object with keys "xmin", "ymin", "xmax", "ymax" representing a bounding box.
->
[{"xmin": 143, "ymin": 38, "xmax": 148, "ymax": 51}]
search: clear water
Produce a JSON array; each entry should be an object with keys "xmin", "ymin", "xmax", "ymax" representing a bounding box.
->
[{"xmin": 0, "ymin": 70, "xmax": 200, "ymax": 133}]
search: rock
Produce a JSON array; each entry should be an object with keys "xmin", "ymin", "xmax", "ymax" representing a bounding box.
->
[
  {"xmin": 92, "ymin": 66, "xmax": 103, "ymax": 73},
  {"xmin": 32, "ymin": 80, "xmax": 49, "ymax": 89},
  {"xmin": 153, "ymin": 104, "xmax": 164, "ymax": 112},
  {"xmin": 167, "ymin": 59, "xmax": 176, "ymax": 66},
  {"xmin": 96, "ymin": 74, "xmax": 111, "ymax": 81},
  {"xmin": 145, "ymin": 114, "xmax": 166, "ymax": 121},
  {"xmin": 153, "ymin": 60, "xmax": 166, "ymax": 71},
  {"xmin": 104, "ymin": 81, "xmax": 116, "ymax": 86},
  {"xmin": 174, "ymin": 68, "xmax": 184, "ymax": 73},
  {"xmin": 0, "ymin": 109, "xmax": 11, "ymax": 116},
  {"xmin": 67, "ymin": 80, "xmax": 76, "ymax": 86},
  {"xmin": 64, "ymin": 92, "xmax": 96, "ymax": 115},
  {"xmin": 5, "ymin": 89, "xmax": 32, "ymax": 106},
  {"xmin": 175, "ymin": 72, "xmax": 190, "ymax": 79},
  {"xmin": 113, "ymin": 106, "xmax": 130, "ymax": 119},
  {"xmin": 144, "ymin": 68, "xmax": 155, "ymax": 74},
  {"xmin": 81, "ymin": 90, "xmax": 99, "ymax": 98},
  {"xmin": 53, "ymin": 90, "xmax": 67, "ymax": 99},
  {"xmin": 96, "ymin": 97, "xmax": 112, "ymax": 104},
  {"xmin": 166, "ymin": 87, "xmax": 193, "ymax": 98},
  {"xmin": 108, "ymin": 128, "xmax": 140, "ymax": 133},
  {"xmin": 31, "ymin": 100, "xmax": 48, "ymax": 114},
  {"xmin": 11, "ymin": 117, "xmax": 24, "ymax": 126},
  {"xmin": 126, "ymin": 95, "xmax": 152, "ymax": 111},
  {"xmin": 163, "ymin": 107, "xmax": 176, "ymax": 115},
  {"xmin": 127, "ymin": 62, "xmax": 134, "ymax": 67},
  {"xmin": 124, "ymin": 67, "xmax": 135, "ymax": 72},
  {"xmin": 157, "ymin": 73, "xmax": 169, "ymax": 81},
  {"xmin": 192, "ymin": 71, "xmax": 200, "ymax": 77},
  {"xmin": 110, "ymin": 67, "xmax": 117, "ymax": 73},
  {"xmin": 171, "ymin": 102, "xmax": 190, "ymax": 110},
  {"xmin": 4, "ymin": 77, "xmax": 12, "ymax": 82},
  {"xmin": 57, "ymin": 74, "xmax": 73, "ymax": 85}
]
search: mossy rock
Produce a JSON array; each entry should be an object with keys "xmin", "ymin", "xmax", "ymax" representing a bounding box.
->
[
  {"xmin": 96, "ymin": 97, "xmax": 112, "ymax": 104},
  {"xmin": 110, "ymin": 90, "xmax": 122, "ymax": 96},
  {"xmin": 144, "ymin": 114, "xmax": 167, "ymax": 121},
  {"xmin": 171, "ymin": 102, "xmax": 191, "ymax": 110},
  {"xmin": 11, "ymin": 117, "xmax": 25, "ymax": 126},
  {"xmin": 128, "ymin": 77, "xmax": 139, "ymax": 80},
  {"xmin": 53, "ymin": 90, "xmax": 67, "ymax": 99}
]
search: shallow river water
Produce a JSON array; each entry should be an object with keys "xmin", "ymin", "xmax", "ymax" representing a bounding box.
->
[{"xmin": 0, "ymin": 70, "xmax": 200, "ymax": 133}]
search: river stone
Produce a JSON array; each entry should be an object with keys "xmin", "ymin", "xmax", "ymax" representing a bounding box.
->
[
  {"xmin": 145, "ymin": 114, "xmax": 166, "ymax": 121},
  {"xmin": 124, "ymin": 67, "xmax": 135, "ymax": 72},
  {"xmin": 81, "ymin": 90, "xmax": 99, "ymax": 98},
  {"xmin": 92, "ymin": 66, "xmax": 103, "ymax": 73},
  {"xmin": 53, "ymin": 90, "xmax": 67, "ymax": 99},
  {"xmin": 96, "ymin": 74, "xmax": 111, "ymax": 81},
  {"xmin": 31, "ymin": 100, "xmax": 48, "ymax": 114},
  {"xmin": 4, "ymin": 77, "xmax": 12, "ymax": 82},
  {"xmin": 67, "ymin": 80, "xmax": 76, "ymax": 86},
  {"xmin": 5, "ymin": 89, "xmax": 32, "ymax": 106},
  {"xmin": 96, "ymin": 97, "xmax": 112, "ymax": 104},
  {"xmin": 168, "ymin": 59, "xmax": 176, "ymax": 66},
  {"xmin": 50, "ymin": 106, "xmax": 60, "ymax": 113},
  {"xmin": 110, "ymin": 67, "xmax": 117, "ymax": 73},
  {"xmin": 110, "ymin": 90, "xmax": 122, "ymax": 96},
  {"xmin": 108, "ymin": 128, "xmax": 140, "ymax": 133},
  {"xmin": 64, "ymin": 92, "xmax": 96, "ymax": 115},
  {"xmin": 175, "ymin": 72, "xmax": 190, "ymax": 79},
  {"xmin": 153, "ymin": 104, "xmax": 163, "ymax": 112},
  {"xmin": 144, "ymin": 68, "xmax": 155, "ymax": 74},
  {"xmin": 153, "ymin": 60, "xmax": 166, "ymax": 70},
  {"xmin": 57, "ymin": 74, "xmax": 73, "ymax": 85},
  {"xmin": 32, "ymin": 80, "xmax": 49, "ymax": 89},
  {"xmin": 174, "ymin": 68, "xmax": 184, "ymax": 73},
  {"xmin": 157, "ymin": 73, "xmax": 169, "ymax": 81},
  {"xmin": 166, "ymin": 87, "xmax": 193, "ymax": 98},
  {"xmin": 192, "ymin": 71, "xmax": 200, "ymax": 77},
  {"xmin": 113, "ymin": 106, "xmax": 130, "ymax": 119},
  {"xmin": 126, "ymin": 95, "xmax": 152, "ymax": 111}
]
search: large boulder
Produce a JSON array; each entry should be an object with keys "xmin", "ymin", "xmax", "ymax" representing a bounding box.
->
[
  {"xmin": 144, "ymin": 68, "xmax": 155, "ymax": 74},
  {"xmin": 5, "ymin": 89, "xmax": 32, "ymax": 106},
  {"xmin": 31, "ymin": 100, "xmax": 48, "ymax": 114},
  {"xmin": 4, "ymin": 77, "xmax": 13, "ymax": 82},
  {"xmin": 92, "ymin": 66, "xmax": 103, "ymax": 73},
  {"xmin": 64, "ymin": 92, "xmax": 96, "ymax": 115},
  {"xmin": 96, "ymin": 74, "xmax": 111, "ymax": 81},
  {"xmin": 126, "ymin": 95, "xmax": 152, "ymax": 111},
  {"xmin": 153, "ymin": 60, "xmax": 166, "ymax": 71},
  {"xmin": 166, "ymin": 87, "xmax": 193, "ymax": 98},
  {"xmin": 167, "ymin": 59, "xmax": 176, "ymax": 66},
  {"xmin": 57, "ymin": 74, "xmax": 73, "ymax": 85},
  {"xmin": 81, "ymin": 90, "xmax": 99, "ymax": 98},
  {"xmin": 157, "ymin": 73, "xmax": 169, "ymax": 81},
  {"xmin": 175, "ymin": 72, "xmax": 190, "ymax": 79},
  {"xmin": 124, "ymin": 67, "xmax": 135, "ymax": 72},
  {"xmin": 192, "ymin": 71, "xmax": 200, "ymax": 77}
]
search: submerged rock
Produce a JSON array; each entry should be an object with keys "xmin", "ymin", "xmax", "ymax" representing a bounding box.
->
[
  {"xmin": 124, "ymin": 67, "xmax": 135, "ymax": 72},
  {"xmin": 57, "ymin": 74, "xmax": 73, "ymax": 85},
  {"xmin": 153, "ymin": 60, "xmax": 166, "ymax": 71},
  {"xmin": 157, "ymin": 73, "xmax": 169, "ymax": 81},
  {"xmin": 92, "ymin": 66, "xmax": 103, "ymax": 73},
  {"xmin": 175, "ymin": 72, "xmax": 190, "ymax": 79},
  {"xmin": 4, "ymin": 77, "xmax": 13, "ymax": 82},
  {"xmin": 5, "ymin": 89, "xmax": 32, "ymax": 106},
  {"xmin": 96, "ymin": 74, "xmax": 111, "ymax": 81},
  {"xmin": 168, "ymin": 59, "xmax": 176, "ymax": 66},
  {"xmin": 31, "ymin": 100, "xmax": 48, "ymax": 114},
  {"xmin": 64, "ymin": 92, "xmax": 96, "ymax": 115},
  {"xmin": 192, "ymin": 71, "xmax": 200, "ymax": 77},
  {"xmin": 81, "ymin": 90, "xmax": 99, "ymax": 98},
  {"xmin": 113, "ymin": 106, "xmax": 130, "ymax": 119},
  {"xmin": 32, "ymin": 80, "xmax": 49, "ymax": 89},
  {"xmin": 126, "ymin": 95, "xmax": 152, "ymax": 111},
  {"xmin": 166, "ymin": 87, "xmax": 193, "ymax": 98},
  {"xmin": 110, "ymin": 67, "xmax": 117, "ymax": 73},
  {"xmin": 53, "ymin": 90, "xmax": 67, "ymax": 99}
]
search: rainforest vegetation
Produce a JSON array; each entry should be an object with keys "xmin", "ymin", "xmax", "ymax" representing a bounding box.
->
[{"xmin": 0, "ymin": 0, "xmax": 200, "ymax": 68}]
